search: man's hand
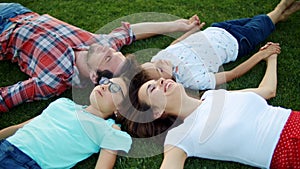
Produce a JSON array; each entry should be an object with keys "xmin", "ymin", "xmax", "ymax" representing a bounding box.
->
[{"xmin": 174, "ymin": 14, "xmax": 205, "ymax": 32}]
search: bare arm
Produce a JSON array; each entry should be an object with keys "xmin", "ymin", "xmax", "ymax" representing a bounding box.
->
[
  {"xmin": 160, "ymin": 145, "xmax": 187, "ymax": 169},
  {"xmin": 214, "ymin": 42, "xmax": 281, "ymax": 86},
  {"xmin": 95, "ymin": 124, "xmax": 122, "ymax": 169},
  {"xmin": 95, "ymin": 149, "xmax": 117, "ymax": 169},
  {"xmin": 131, "ymin": 15, "xmax": 200, "ymax": 40},
  {"xmin": 238, "ymin": 54, "xmax": 278, "ymax": 99},
  {"xmin": 0, "ymin": 119, "xmax": 32, "ymax": 140}
]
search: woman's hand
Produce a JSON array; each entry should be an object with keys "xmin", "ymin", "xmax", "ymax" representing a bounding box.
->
[{"xmin": 258, "ymin": 42, "xmax": 281, "ymax": 61}]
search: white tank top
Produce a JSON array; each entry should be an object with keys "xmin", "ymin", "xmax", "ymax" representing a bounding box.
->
[{"xmin": 165, "ymin": 90, "xmax": 291, "ymax": 168}]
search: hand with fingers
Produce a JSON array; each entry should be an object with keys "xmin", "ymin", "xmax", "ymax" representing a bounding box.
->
[
  {"xmin": 259, "ymin": 42, "xmax": 281, "ymax": 61},
  {"xmin": 188, "ymin": 14, "xmax": 206, "ymax": 33}
]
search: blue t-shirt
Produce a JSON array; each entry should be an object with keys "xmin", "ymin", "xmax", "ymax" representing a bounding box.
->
[{"xmin": 8, "ymin": 98, "xmax": 132, "ymax": 168}]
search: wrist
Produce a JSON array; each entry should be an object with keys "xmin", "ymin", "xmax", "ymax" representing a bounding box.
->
[
  {"xmin": 266, "ymin": 54, "xmax": 278, "ymax": 63},
  {"xmin": 268, "ymin": 53, "xmax": 278, "ymax": 59},
  {"xmin": 169, "ymin": 21, "xmax": 181, "ymax": 32}
]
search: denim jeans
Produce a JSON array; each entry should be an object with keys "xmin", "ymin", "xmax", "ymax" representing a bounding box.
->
[
  {"xmin": 0, "ymin": 3, "xmax": 32, "ymax": 34},
  {"xmin": 0, "ymin": 140, "xmax": 41, "ymax": 169},
  {"xmin": 211, "ymin": 14, "xmax": 275, "ymax": 57}
]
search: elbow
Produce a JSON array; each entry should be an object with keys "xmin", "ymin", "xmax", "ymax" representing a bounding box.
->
[
  {"xmin": 269, "ymin": 89, "xmax": 277, "ymax": 99},
  {"xmin": 226, "ymin": 70, "xmax": 239, "ymax": 82},
  {"xmin": 265, "ymin": 88, "xmax": 277, "ymax": 99}
]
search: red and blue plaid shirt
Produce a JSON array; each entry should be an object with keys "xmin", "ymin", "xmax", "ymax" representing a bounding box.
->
[{"xmin": 0, "ymin": 12, "xmax": 134, "ymax": 112}]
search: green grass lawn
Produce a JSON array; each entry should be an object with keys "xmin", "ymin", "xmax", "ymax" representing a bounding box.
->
[{"xmin": 0, "ymin": 0, "xmax": 299, "ymax": 168}]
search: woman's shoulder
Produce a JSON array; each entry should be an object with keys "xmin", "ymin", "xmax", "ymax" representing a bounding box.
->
[
  {"xmin": 46, "ymin": 98, "xmax": 77, "ymax": 110},
  {"xmin": 52, "ymin": 97, "xmax": 74, "ymax": 104}
]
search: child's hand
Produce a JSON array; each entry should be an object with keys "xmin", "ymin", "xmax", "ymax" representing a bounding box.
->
[
  {"xmin": 189, "ymin": 14, "xmax": 205, "ymax": 32},
  {"xmin": 259, "ymin": 42, "xmax": 280, "ymax": 52},
  {"xmin": 259, "ymin": 42, "xmax": 281, "ymax": 60},
  {"xmin": 174, "ymin": 14, "xmax": 205, "ymax": 32},
  {"xmin": 112, "ymin": 124, "xmax": 121, "ymax": 130}
]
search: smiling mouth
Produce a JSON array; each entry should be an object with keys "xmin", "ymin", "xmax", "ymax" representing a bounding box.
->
[{"xmin": 97, "ymin": 90, "xmax": 103, "ymax": 97}]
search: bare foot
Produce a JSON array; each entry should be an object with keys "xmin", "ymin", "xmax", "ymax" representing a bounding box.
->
[{"xmin": 280, "ymin": 1, "xmax": 300, "ymax": 21}]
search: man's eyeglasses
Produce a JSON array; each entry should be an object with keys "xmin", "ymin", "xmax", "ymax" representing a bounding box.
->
[{"xmin": 99, "ymin": 77, "xmax": 124, "ymax": 97}]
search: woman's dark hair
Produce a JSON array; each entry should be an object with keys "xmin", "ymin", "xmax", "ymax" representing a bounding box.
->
[
  {"xmin": 116, "ymin": 66, "xmax": 182, "ymax": 144},
  {"xmin": 95, "ymin": 70, "xmax": 114, "ymax": 86}
]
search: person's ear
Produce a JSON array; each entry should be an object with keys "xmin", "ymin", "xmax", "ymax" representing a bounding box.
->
[
  {"xmin": 109, "ymin": 47, "xmax": 117, "ymax": 52},
  {"xmin": 152, "ymin": 106, "xmax": 164, "ymax": 119},
  {"xmin": 89, "ymin": 71, "xmax": 98, "ymax": 84}
]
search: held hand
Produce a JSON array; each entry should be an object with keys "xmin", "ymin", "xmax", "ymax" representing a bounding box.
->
[
  {"xmin": 259, "ymin": 42, "xmax": 280, "ymax": 52},
  {"xmin": 189, "ymin": 14, "xmax": 206, "ymax": 32},
  {"xmin": 259, "ymin": 42, "xmax": 274, "ymax": 51},
  {"xmin": 259, "ymin": 42, "xmax": 281, "ymax": 60},
  {"xmin": 174, "ymin": 14, "xmax": 205, "ymax": 32},
  {"xmin": 170, "ymin": 15, "xmax": 205, "ymax": 45}
]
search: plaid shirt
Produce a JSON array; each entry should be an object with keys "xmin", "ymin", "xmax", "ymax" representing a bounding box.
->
[{"xmin": 0, "ymin": 12, "xmax": 134, "ymax": 112}]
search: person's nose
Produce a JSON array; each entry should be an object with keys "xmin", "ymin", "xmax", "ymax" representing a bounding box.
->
[
  {"xmin": 100, "ymin": 83, "xmax": 109, "ymax": 91},
  {"xmin": 157, "ymin": 78, "xmax": 165, "ymax": 88}
]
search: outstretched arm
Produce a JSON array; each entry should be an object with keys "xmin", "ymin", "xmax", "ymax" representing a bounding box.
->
[
  {"xmin": 94, "ymin": 124, "xmax": 122, "ymax": 169},
  {"xmin": 214, "ymin": 42, "xmax": 281, "ymax": 87},
  {"xmin": 160, "ymin": 145, "xmax": 187, "ymax": 169},
  {"xmin": 131, "ymin": 15, "xmax": 200, "ymax": 40},
  {"xmin": 0, "ymin": 119, "xmax": 32, "ymax": 140},
  {"xmin": 0, "ymin": 77, "xmax": 67, "ymax": 112},
  {"xmin": 95, "ymin": 149, "xmax": 117, "ymax": 169},
  {"xmin": 238, "ymin": 54, "xmax": 278, "ymax": 100}
]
